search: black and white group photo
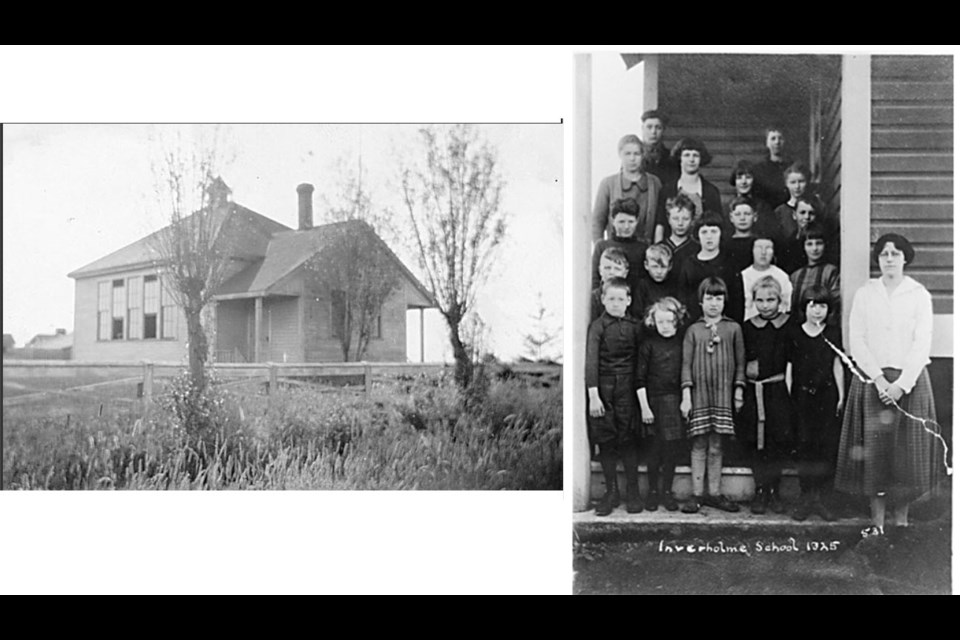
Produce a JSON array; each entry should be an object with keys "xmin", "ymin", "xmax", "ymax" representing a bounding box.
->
[
  {"xmin": 0, "ymin": 45, "xmax": 955, "ymax": 595},
  {"xmin": 572, "ymin": 51, "xmax": 953, "ymax": 595}
]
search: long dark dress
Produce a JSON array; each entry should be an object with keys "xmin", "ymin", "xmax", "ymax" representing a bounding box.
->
[{"xmin": 787, "ymin": 323, "xmax": 842, "ymax": 492}]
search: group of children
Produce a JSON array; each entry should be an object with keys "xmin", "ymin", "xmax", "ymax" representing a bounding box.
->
[{"xmin": 586, "ymin": 123, "xmax": 844, "ymax": 520}]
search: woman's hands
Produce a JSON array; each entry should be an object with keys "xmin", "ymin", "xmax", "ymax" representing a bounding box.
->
[{"xmin": 875, "ymin": 375, "xmax": 904, "ymax": 405}]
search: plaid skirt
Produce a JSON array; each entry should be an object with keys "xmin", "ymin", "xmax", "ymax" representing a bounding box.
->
[
  {"xmin": 646, "ymin": 393, "xmax": 684, "ymax": 441},
  {"xmin": 834, "ymin": 367, "xmax": 942, "ymax": 498}
]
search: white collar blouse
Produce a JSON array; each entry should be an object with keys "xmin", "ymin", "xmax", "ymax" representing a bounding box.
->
[{"xmin": 848, "ymin": 275, "xmax": 933, "ymax": 393}]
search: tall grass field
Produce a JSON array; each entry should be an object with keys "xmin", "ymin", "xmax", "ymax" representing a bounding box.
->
[{"xmin": 3, "ymin": 368, "xmax": 562, "ymax": 490}]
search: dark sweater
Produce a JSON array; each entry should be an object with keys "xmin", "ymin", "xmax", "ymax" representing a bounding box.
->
[
  {"xmin": 585, "ymin": 312, "xmax": 643, "ymax": 388},
  {"xmin": 637, "ymin": 332, "xmax": 683, "ymax": 397}
]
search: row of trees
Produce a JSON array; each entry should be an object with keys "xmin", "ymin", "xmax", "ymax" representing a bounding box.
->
[{"xmin": 152, "ymin": 125, "xmax": 521, "ymax": 391}]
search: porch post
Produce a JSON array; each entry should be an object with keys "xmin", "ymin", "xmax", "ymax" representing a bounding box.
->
[
  {"xmin": 574, "ymin": 54, "xmax": 593, "ymax": 512},
  {"xmin": 254, "ymin": 296, "xmax": 263, "ymax": 363},
  {"xmin": 839, "ymin": 55, "xmax": 872, "ymax": 336},
  {"xmin": 641, "ymin": 54, "xmax": 659, "ymax": 113},
  {"xmin": 210, "ymin": 301, "xmax": 218, "ymax": 362}
]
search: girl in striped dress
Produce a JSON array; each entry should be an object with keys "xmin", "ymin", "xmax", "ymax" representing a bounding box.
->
[{"xmin": 680, "ymin": 277, "xmax": 746, "ymax": 513}]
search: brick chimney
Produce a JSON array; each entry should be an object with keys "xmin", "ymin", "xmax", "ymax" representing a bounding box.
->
[{"xmin": 297, "ymin": 183, "xmax": 314, "ymax": 230}]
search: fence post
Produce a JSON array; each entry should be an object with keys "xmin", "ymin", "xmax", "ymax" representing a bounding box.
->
[
  {"xmin": 269, "ymin": 363, "xmax": 278, "ymax": 395},
  {"xmin": 142, "ymin": 361, "xmax": 154, "ymax": 410},
  {"xmin": 363, "ymin": 362, "xmax": 372, "ymax": 397}
]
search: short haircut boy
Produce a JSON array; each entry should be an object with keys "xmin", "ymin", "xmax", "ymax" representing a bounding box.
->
[
  {"xmin": 600, "ymin": 246, "xmax": 629, "ymax": 268},
  {"xmin": 641, "ymin": 109, "xmax": 669, "ymax": 126},
  {"xmin": 618, "ymin": 134, "xmax": 642, "ymax": 151},
  {"xmin": 644, "ymin": 295, "xmax": 687, "ymax": 329},
  {"xmin": 611, "ymin": 198, "xmax": 640, "ymax": 219},
  {"xmin": 698, "ymin": 276, "xmax": 727, "ymax": 301},
  {"xmin": 666, "ymin": 192, "xmax": 696, "ymax": 216},
  {"xmin": 646, "ymin": 243, "xmax": 673, "ymax": 267},
  {"xmin": 602, "ymin": 276, "xmax": 632, "ymax": 296},
  {"xmin": 728, "ymin": 195, "xmax": 757, "ymax": 214},
  {"xmin": 795, "ymin": 192, "xmax": 822, "ymax": 217}
]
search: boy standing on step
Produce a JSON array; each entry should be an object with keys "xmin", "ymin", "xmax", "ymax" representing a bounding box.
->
[{"xmin": 586, "ymin": 277, "xmax": 645, "ymax": 515}]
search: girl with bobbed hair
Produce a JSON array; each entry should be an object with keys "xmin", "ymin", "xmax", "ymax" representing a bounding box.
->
[
  {"xmin": 653, "ymin": 137, "xmax": 722, "ymax": 244},
  {"xmin": 834, "ymin": 233, "xmax": 942, "ymax": 534}
]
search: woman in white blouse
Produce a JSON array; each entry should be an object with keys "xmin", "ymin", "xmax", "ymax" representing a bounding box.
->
[{"xmin": 834, "ymin": 234, "xmax": 941, "ymax": 534}]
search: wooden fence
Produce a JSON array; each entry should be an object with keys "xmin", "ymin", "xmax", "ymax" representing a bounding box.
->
[{"xmin": 2, "ymin": 359, "xmax": 562, "ymax": 409}]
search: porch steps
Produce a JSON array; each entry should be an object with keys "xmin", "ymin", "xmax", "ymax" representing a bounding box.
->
[{"xmin": 590, "ymin": 461, "xmax": 800, "ymax": 502}]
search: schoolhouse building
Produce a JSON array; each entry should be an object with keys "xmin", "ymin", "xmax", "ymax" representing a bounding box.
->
[
  {"xmin": 68, "ymin": 180, "xmax": 435, "ymax": 364},
  {"xmin": 574, "ymin": 53, "xmax": 953, "ymax": 510}
]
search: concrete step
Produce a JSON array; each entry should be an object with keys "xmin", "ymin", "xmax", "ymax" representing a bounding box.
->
[{"xmin": 574, "ymin": 506, "xmax": 871, "ymax": 542}]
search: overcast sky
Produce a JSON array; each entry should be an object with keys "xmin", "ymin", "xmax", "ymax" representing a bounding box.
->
[{"xmin": 3, "ymin": 122, "xmax": 561, "ymax": 361}]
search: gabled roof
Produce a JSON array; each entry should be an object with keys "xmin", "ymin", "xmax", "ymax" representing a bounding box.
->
[
  {"xmin": 27, "ymin": 331, "xmax": 73, "ymax": 349},
  {"xmin": 214, "ymin": 219, "xmax": 436, "ymax": 307},
  {"xmin": 67, "ymin": 187, "xmax": 435, "ymax": 308},
  {"xmin": 67, "ymin": 204, "xmax": 291, "ymax": 279}
]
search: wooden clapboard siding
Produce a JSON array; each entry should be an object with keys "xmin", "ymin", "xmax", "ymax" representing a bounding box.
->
[
  {"xmin": 216, "ymin": 299, "xmax": 253, "ymax": 362},
  {"xmin": 262, "ymin": 296, "xmax": 301, "ymax": 363},
  {"xmin": 871, "ymin": 55, "xmax": 953, "ymax": 315},
  {"xmin": 658, "ymin": 55, "xmax": 834, "ymax": 211}
]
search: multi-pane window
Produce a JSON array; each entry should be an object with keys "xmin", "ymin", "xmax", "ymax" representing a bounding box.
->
[
  {"xmin": 161, "ymin": 278, "xmax": 177, "ymax": 339},
  {"xmin": 98, "ymin": 282, "xmax": 111, "ymax": 341},
  {"xmin": 96, "ymin": 274, "xmax": 176, "ymax": 341},
  {"xmin": 127, "ymin": 276, "xmax": 142, "ymax": 340},
  {"xmin": 143, "ymin": 276, "xmax": 159, "ymax": 339},
  {"xmin": 111, "ymin": 280, "xmax": 125, "ymax": 339}
]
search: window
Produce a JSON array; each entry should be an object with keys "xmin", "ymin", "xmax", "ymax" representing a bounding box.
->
[
  {"xmin": 127, "ymin": 276, "xmax": 142, "ymax": 340},
  {"xmin": 97, "ymin": 282, "xmax": 111, "ymax": 341},
  {"xmin": 161, "ymin": 278, "xmax": 176, "ymax": 339},
  {"xmin": 111, "ymin": 280, "xmax": 125, "ymax": 340},
  {"xmin": 143, "ymin": 276, "xmax": 159, "ymax": 339}
]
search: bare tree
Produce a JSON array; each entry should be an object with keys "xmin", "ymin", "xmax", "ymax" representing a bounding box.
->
[
  {"xmin": 304, "ymin": 162, "xmax": 400, "ymax": 361},
  {"xmin": 401, "ymin": 125, "xmax": 507, "ymax": 387},
  {"xmin": 149, "ymin": 128, "xmax": 233, "ymax": 392}
]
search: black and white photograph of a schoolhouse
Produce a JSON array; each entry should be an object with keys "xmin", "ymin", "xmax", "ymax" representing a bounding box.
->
[
  {"xmin": 572, "ymin": 52, "xmax": 953, "ymax": 595},
  {"xmin": 3, "ymin": 123, "xmax": 563, "ymax": 493}
]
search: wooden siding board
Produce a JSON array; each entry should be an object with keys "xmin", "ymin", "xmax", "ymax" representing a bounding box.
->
[
  {"xmin": 872, "ymin": 56, "xmax": 953, "ymax": 80},
  {"xmin": 871, "ymin": 130, "xmax": 954, "ymax": 150},
  {"xmin": 872, "ymin": 154, "xmax": 953, "ymax": 173},
  {"xmin": 873, "ymin": 106, "xmax": 954, "ymax": 126},
  {"xmin": 871, "ymin": 81, "xmax": 953, "ymax": 102},
  {"xmin": 263, "ymin": 297, "xmax": 300, "ymax": 362},
  {"xmin": 871, "ymin": 177, "xmax": 954, "ymax": 197},
  {"xmin": 872, "ymin": 201, "xmax": 954, "ymax": 219},
  {"xmin": 872, "ymin": 222, "xmax": 954, "ymax": 243}
]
